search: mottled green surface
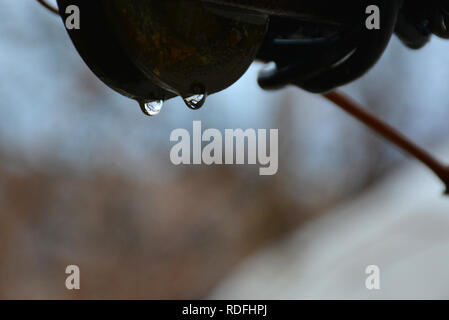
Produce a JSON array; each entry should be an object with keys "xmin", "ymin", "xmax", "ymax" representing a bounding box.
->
[{"xmin": 104, "ymin": 0, "xmax": 268, "ymax": 97}]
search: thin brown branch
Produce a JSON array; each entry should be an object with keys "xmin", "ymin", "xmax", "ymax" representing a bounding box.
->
[
  {"xmin": 324, "ymin": 90, "xmax": 449, "ymax": 194},
  {"xmin": 36, "ymin": 0, "xmax": 59, "ymax": 15}
]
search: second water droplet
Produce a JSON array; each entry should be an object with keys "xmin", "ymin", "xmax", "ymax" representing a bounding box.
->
[{"xmin": 183, "ymin": 94, "xmax": 207, "ymax": 110}]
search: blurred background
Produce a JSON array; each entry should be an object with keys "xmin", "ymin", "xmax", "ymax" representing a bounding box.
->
[{"xmin": 1, "ymin": 1, "xmax": 449, "ymax": 299}]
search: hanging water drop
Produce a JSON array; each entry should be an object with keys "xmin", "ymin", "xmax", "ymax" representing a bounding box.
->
[
  {"xmin": 139, "ymin": 100, "xmax": 164, "ymax": 116},
  {"xmin": 183, "ymin": 93, "xmax": 207, "ymax": 110}
]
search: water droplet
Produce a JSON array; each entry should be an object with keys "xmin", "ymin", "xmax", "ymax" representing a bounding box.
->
[
  {"xmin": 139, "ymin": 100, "xmax": 164, "ymax": 116},
  {"xmin": 183, "ymin": 93, "xmax": 207, "ymax": 110}
]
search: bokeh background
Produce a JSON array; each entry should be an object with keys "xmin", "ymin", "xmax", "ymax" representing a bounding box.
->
[{"xmin": 1, "ymin": 1, "xmax": 449, "ymax": 299}]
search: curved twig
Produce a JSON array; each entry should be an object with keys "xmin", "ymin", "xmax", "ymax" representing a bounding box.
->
[
  {"xmin": 324, "ymin": 91, "xmax": 449, "ymax": 194},
  {"xmin": 36, "ymin": 0, "xmax": 59, "ymax": 15}
]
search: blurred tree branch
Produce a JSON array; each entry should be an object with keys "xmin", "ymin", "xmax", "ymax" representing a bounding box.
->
[
  {"xmin": 37, "ymin": 0, "xmax": 59, "ymax": 15},
  {"xmin": 324, "ymin": 91, "xmax": 449, "ymax": 194}
]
